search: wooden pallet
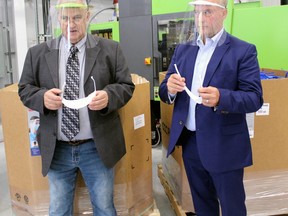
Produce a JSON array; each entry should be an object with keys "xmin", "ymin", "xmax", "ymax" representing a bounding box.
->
[
  {"xmin": 158, "ymin": 164, "xmax": 288, "ymax": 216},
  {"xmin": 137, "ymin": 199, "xmax": 160, "ymax": 216},
  {"xmin": 157, "ymin": 164, "xmax": 195, "ymax": 216},
  {"xmin": 147, "ymin": 201, "xmax": 160, "ymax": 216}
]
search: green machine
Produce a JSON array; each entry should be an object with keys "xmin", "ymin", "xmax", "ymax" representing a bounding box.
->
[
  {"xmin": 119, "ymin": 0, "xmax": 195, "ymax": 101},
  {"xmin": 89, "ymin": 21, "xmax": 120, "ymax": 42},
  {"xmin": 118, "ymin": 0, "xmax": 192, "ymax": 146}
]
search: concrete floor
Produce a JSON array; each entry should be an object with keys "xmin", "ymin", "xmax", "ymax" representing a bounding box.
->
[{"xmin": 0, "ymin": 122, "xmax": 177, "ymax": 216}]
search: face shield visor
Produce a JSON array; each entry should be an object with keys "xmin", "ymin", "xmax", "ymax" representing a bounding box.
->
[
  {"xmin": 179, "ymin": 0, "xmax": 227, "ymax": 46},
  {"xmin": 46, "ymin": 1, "xmax": 97, "ymax": 109},
  {"xmin": 46, "ymin": 0, "xmax": 91, "ymax": 47}
]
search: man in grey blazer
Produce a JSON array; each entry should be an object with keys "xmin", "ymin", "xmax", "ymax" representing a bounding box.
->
[{"xmin": 18, "ymin": 0, "xmax": 134, "ymax": 215}]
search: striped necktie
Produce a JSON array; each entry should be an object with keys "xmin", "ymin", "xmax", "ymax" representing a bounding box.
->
[{"xmin": 61, "ymin": 46, "xmax": 80, "ymax": 140}]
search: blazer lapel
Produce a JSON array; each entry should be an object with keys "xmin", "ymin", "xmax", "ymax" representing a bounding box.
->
[
  {"xmin": 203, "ymin": 32, "xmax": 230, "ymax": 87},
  {"xmin": 45, "ymin": 49, "xmax": 59, "ymax": 88},
  {"xmin": 84, "ymin": 34, "xmax": 100, "ymax": 85},
  {"xmin": 84, "ymin": 48, "xmax": 100, "ymax": 85},
  {"xmin": 185, "ymin": 46, "xmax": 199, "ymax": 92}
]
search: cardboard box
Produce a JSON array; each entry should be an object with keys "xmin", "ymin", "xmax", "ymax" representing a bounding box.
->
[
  {"xmin": 244, "ymin": 68, "xmax": 288, "ymax": 215},
  {"xmin": 115, "ymin": 74, "xmax": 153, "ymax": 215},
  {"xmin": 244, "ymin": 169, "xmax": 288, "ymax": 216},
  {"xmin": 159, "ymin": 72, "xmax": 194, "ymax": 213},
  {"xmin": 159, "ymin": 70, "xmax": 288, "ymax": 215},
  {"xmin": 0, "ymin": 84, "xmax": 51, "ymax": 215},
  {"xmin": 246, "ymin": 68, "xmax": 288, "ymax": 172},
  {"xmin": 0, "ymin": 74, "xmax": 153, "ymax": 216}
]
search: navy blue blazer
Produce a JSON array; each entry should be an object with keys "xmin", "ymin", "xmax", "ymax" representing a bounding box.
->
[{"xmin": 159, "ymin": 31, "xmax": 263, "ymax": 173}]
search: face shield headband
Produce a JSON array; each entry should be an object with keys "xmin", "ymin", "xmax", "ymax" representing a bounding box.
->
[
  {"xmin": 55, "ymin": 2, "xmax": 89, "ymax": 9},
  {"xmin": 189, "ymin": 0, "xmax": 226, "ymax": 9}
]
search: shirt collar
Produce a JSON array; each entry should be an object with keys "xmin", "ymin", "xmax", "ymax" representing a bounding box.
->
[{"xmin": 62, "ymin": 34, "xmax": 87, "ymax": 53}]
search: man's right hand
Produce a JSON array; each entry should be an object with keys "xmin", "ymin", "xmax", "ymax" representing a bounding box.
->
[
  {"xmin": 167, "ymin": 74, "xmax": 186, "ymax": 95},
  {"xmin": 44, "ymin": 88, "xmax": 62, "ymax": 110}
]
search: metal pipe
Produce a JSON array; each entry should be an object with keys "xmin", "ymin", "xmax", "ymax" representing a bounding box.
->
[
  {"xmin": 3, "ymin": 0, "xmax": 13, "ymax": 84},
  {"xmin": 88, "ymin": 7, "xmax": 115, "ymax": 26},
  {"xmin": 35, "ymin": 0, "xmax": 40, "ymax": 44},
  {"xmin": 42, "ymin": 0, "xmax": 50, "ymax": 41}
]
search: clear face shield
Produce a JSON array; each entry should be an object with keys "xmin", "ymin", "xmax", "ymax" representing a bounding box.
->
[
  {"xmin": 46, "ymin": 0, "xmax": 91, "ymax": 47},
  {"xmin": 179, "ymin": 0, "xmax": 227, "ymax": 46},
  {"xmin": 46, "ymin": 0, "xmax": 97, "ymax": 109}
]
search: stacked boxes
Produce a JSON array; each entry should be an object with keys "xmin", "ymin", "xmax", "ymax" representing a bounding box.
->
[{"xmin": 0, "ymin": 74, "xmax": 153, "ymax": 215}]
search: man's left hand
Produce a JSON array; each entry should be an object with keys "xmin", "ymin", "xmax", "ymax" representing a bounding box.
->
[
  {"xmin": 198, "ymin": 86, "xmax": 220, "ymax": 107},
  {"xmin": 88, "ymin": 90, "xmax": 109, "ymax": 110}
]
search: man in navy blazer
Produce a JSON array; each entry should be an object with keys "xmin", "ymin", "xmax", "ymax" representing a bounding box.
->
[{"xmin": 159, "ymin": 0, "xmax": 263, "ymax": 215}]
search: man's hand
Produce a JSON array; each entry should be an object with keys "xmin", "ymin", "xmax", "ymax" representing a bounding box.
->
[
  {"xmin": 44, "ymin": 88, "xmax": 62, "ymax": 110},
  {"xmin": 198, "ymin": 86, "xmax": 220, "ymax": 107},
  {"xmin": 88, "ymin": 90, "xmax": 109, "ymax": 110},
  {"xmin": 167, "ymin": 74, "xmax": 186, "ymax": 95}
]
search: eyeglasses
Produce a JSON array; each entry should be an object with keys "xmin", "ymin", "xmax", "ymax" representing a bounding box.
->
[
  {"xmin": 60, "ymin": 14, "xmax": 84, "ymax": 24},
  {"xmin": 194, "ymin": 9, "xmax": 216, "ymax": 17}
]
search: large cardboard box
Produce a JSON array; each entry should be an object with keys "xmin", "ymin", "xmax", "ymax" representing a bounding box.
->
[
  {"xmin": 246, "ymin": 69, "xmax": 288, "ymax": 172},
  {"xmin": 115, "ymin": 74, "xmax": 153, "ymax": 215},
  {"xmin": 0, "ymin": 84, "xmax": 52, "ymax": 215},
  {"xmin": 0, "ymin": 74, "xmax": 153, "ymax": 216},
  {"xmin": 244, "ymin": 68, "xmax": 288, "ymax": 215},
  {"xmin": 159, "ymin": 70, "xmax": 288, "ymax": 215},
  {"xmin": 159, "ymin": 72, "xmax": 194, "ymax": 213}
]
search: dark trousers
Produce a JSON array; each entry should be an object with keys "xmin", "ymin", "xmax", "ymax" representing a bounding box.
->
[{"xmin": 180, "ymin": 127, "xmax": 247, "ymax": 216}]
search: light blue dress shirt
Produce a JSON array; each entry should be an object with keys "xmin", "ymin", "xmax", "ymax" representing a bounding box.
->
[{"xmin": 185, "ymin": 29, "xmax": 224, "ymax": 131}]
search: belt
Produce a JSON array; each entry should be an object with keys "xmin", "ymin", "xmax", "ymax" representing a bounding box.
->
[{"xmin": 57, "ymin": 139, "xmax": 92, "ymax": 146}]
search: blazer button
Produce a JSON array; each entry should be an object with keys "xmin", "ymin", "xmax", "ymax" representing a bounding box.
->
[{"xmin": 179, "ymin": 121, "xmax": 183, "ymax": 125}]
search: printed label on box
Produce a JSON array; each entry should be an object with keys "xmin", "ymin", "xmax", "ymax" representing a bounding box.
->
[
  {"xmin": 133, "ymin": 114, "xmax": 145, "ymax": 130},
  {"xmin": 28, "ymin": 109, "xmax": 41, "ymax": 156},
  {"xmin": 256, "ymin": 103, "xmax": 269, "ymax": 116},
  {"xmin": 246, "ymin": 113, "xmax": 255, "ymax": 138}
]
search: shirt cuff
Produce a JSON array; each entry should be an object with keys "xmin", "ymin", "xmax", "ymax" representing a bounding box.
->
[{"xmin": 168, "ymin": 92, "xmax": 176, "ymax": 103}]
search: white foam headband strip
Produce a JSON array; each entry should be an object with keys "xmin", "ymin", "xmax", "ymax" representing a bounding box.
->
[{"xmin": 189, "ymin": 1, "xmax": 226, "ymax": 9}]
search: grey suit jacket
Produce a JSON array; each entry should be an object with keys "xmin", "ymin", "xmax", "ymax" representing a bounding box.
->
[{"xmin": 18, "ymin": 34, "xmax": 135, "ymax": 176}]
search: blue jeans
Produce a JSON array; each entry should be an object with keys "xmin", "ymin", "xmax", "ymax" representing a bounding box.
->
[{"xmin": 47, "ymin": 140, "xmax": 116, "ymax": 216}]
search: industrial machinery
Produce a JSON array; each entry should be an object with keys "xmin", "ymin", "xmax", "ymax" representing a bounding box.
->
[{"xmin": 118, "ymin": 0, "xmax": 193, "ymax": 147}]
